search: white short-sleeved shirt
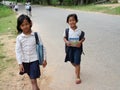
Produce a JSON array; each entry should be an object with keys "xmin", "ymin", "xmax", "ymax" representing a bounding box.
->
[
  {"xmin": 15, "ymin": 31, "xmax": 46, "ymax": 64},
  {"xmin": 63, "ymin": 27, "xmax": 82, "ymax": 46},
  {"xmin": 14, "ymin": 5, "xmax": 18, "ymax": 9}
]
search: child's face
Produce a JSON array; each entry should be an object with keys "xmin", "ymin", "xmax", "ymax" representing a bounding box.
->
[
  {"xmin": 68, "ymin": 16, "xmax": 77, "ymax": 28},
  {"xmin": 20, "ymin": 19, "xmax": 32, "ymax": 34}
]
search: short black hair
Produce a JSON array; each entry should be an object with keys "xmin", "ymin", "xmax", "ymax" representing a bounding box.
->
[
  {"xmin": 16, "ymin": 14, "xmax": 32, "ymax": 34},
  {"xmin": 66, "ymin": 13, "xmax": 78, "ymax": 23}
]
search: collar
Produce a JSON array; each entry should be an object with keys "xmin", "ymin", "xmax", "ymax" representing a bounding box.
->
[
  {"xmin": 69, "ymin": 26, "xmax": 79, "ymax": 32},
  {"xmin": 21, "ymin": 31, "xmax": 34, "ymax": 37}
]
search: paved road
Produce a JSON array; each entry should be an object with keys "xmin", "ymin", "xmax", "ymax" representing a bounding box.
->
[{"xmin": 18, "ymin": 5, "xmax": 120, "ymax": 90}]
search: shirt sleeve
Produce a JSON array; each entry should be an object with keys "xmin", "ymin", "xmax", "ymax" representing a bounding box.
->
[
  {"xmin": 37, "ymin": 33, "xmax": 47, "ymax": 60},
  {"xmin": 15, "ymin": 36, "xmax": 22, "ymax": 64}
]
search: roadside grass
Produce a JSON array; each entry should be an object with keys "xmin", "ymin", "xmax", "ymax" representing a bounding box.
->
[
  {"xmin": 58, "ymin": 4, "xmax": 120, "ymax": 15},
  {"xmin": 0, "ymin": 5, "xmax": 16, "ymax": 74},
  {"xmin": 0, "ymin": 5, "xmax": 13, "ymax": 18},
  {"xmin": 0, "ymin": 14, "xmax": 17, "ymax": 35}
]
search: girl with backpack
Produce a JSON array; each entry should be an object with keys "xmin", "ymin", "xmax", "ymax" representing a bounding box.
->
[
  {"xmin": 15, "ymin": 14, "xmax": 47, "ymax": 90},
  {"xmin": 63, "ymin": 14, "xmax": 85, "ymax": 84}
]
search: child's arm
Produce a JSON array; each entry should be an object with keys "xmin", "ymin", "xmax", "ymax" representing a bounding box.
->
[
  {"xmin": 63, "ymin": 37, "xmax": 71, "ymax": 46},
  {"xmin": 15, "ymin": 37, "xmax": 23, "ymax": 65},
  {"xmin": 19, "ymin": 64, "xmax": 24, "ymax": 74},
  {"xmin": 15, "ymin": 37, "xmax": 25, "ymax": 73},
  {"xmin": 76, "ymin": 37, "xmax": 85, "ymax": 48}
]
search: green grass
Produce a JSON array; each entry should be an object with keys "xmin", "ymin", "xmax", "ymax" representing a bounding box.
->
[
  {"xmin": 58, "ymin": 4, "xmax": 120, "ymax": 15},
  {"xmin": 105, "ymin": 6, "xmax": 120, "ymax": 14},
  {"xmin": 0, "ymin": 15, "xmax": 17, "ymax": 34},
  {"xmin": 0, "ymin": 5, "xmax": 16, "ymax": 34},
  {"xmin": 0, "ymin": 5, "xmax": 16, "ymax": 74},
  {"xmin": 0, "ymin": 5, "xmax": 13, "ymax": 18}
]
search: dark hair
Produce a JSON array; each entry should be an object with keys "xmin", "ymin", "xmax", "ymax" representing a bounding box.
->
[
  {"xmin": 17, "ymin": 14, "xmax": 32, "ymax": 34},
  {"xmin": 66, "ymin": 13, "xmax": 78, "ymax": 23}
]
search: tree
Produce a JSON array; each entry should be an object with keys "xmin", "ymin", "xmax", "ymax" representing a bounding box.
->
[
  {"xmin": 46, "ymin": 0, "xmax": 51, "ymax": 5},
  {"xmin": 59, "ymin": 0, "xmax": 63, "ymax": 5}
]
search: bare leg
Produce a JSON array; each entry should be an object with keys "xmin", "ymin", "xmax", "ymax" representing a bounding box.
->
[
  {"xmin": 75, "ymin": 65, "xmax": 81, "ymax": 84},
  {"xmin": 31, "ymin": 79, "xmax": 40, "ymax": 90},
  {"xmin": 75, "ymin": 65, "xmax": 80, "ymax": 79},
  {"xmin": 71, "ymin": 63, "xmax": 81, "ymax": 84}
]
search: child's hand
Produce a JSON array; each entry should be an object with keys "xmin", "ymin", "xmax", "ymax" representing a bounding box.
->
[
  {"xmin": 19, "ymin": 64, "xmax": 24, "ymax": 73},
  {"xmin": 42, "ymin": 60, "xmax": 47, "ymax": 68},
  {"xmin": 81, "ymin": 37, "xmax": 85, "ymax": 42},
  {"xmin": 66, "ymin": 41, "xmax": 71, "ymax": 46},
  {"xmin": 76, "ymin": 42, "xmax": 82, "ymax": 48},
  {"xmin": 76, "ymin": 38, "xmax": 85, "ymax": 47}
]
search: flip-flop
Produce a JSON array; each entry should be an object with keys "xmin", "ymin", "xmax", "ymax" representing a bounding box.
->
[{"xmin": 76, "ymin": 78, "xmax": 81, "ymax": 84}]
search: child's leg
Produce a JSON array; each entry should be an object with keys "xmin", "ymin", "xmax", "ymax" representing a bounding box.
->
[
  {"xmin": 75, "ymin": 65, "xmax": 80, "ymax": 79},
  {"xmin": 75, "ymin": 65, "xmax": 81, "ymax": 84},
  {"xmin": 71, "ymin": 63, "xmax": 80, "ymax": 78},
  {"xmin": 31, "ymin": 79, "xmax": 40, "ymax": 90}
]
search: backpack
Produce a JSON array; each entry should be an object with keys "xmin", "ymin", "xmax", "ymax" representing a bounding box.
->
[
  {"xmin": 26, "ymin": 5, "xmax": 30, "ymax": 10},
  {"xmin": 34, "ymin": 32, "xmax": 44, "ymax": 65},
  {"xmin": 65, "ymin": 28, "xmax": 85, "ymax": 55}
]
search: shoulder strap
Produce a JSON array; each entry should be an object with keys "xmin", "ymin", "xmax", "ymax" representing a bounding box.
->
[
  {"xmin": 79, "ymin": 31, "xmax": 85, "ymax": 40},
  {"xmin": 65, "ymin": 28, "xmax": 69, "ymax": 40},
  {"xmin": 79, "ymin": 31, "xmax": 85, "ymax": 55},
  {"xmin": 34, "ymin": 32, "xmax": 39, "ymax": 44}
]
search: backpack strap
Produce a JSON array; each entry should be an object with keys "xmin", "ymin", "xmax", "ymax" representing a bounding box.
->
[
  {"xmin": 65, "ymin": 28, "xmax": 69, "ymax": 40},
  {"xmin": 34, "ymin": 32, "xmax": 39, "ymax": 44},
  {"xmin": 65, "ymin": 28, "xmax": 69, "ymax": 53},
  {"xmin": 79, "ymin": 31, "xmax": 85, "ymax": 55},
  {"xmin": 79, "ymin": 31, "xmax": 85, "ymax": 40}
]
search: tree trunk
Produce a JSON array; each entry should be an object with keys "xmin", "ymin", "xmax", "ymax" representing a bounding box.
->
[
  {"xmin": 59, "ymin": 0, "xmax": 63, "ymax": 5},
  {"xmin": 80, "ymin": 0, "xmax": 84, "ymax": 5},
  {"xmin": 47, "ymin": 0, "xmax": 51, "ymax": 5}
]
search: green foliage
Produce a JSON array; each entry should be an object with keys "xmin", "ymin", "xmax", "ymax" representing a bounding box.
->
[
  {"xmin": 110, "ymin": 0, "xmax": 118, "ymax": 3},
  {"xmin": 0, "ymin": 15, "xmax": 16, "ymax": 34},
  {"xmin": 59, "ymin": 4, "xmax": 120, "ymax": 15},
  {"xmin": 63, "ymin": 0, "xmax": 73, "ymax": 5},
  {"xmin": 0, "ymin": 5, "xmax": 13, "ymax": 18},
  {"xmin": 105, "ymin": 6, "xmax": 120, "ymax": 14}
]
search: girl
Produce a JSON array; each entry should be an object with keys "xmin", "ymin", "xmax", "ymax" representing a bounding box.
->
[
  {"xmin": 15, "ymin": 14, "xmax": 47, "ymax": 90},
  {"xmin": 63, "ymin": 14, "xmax": 85, "ymax": 84},
  {"xmin": 25, "ymin": 2, "xmax": 32, "ymax": 16},
  {"xmin": 14, "ymin": 3, "xmax": 19, "ymax": 14}
]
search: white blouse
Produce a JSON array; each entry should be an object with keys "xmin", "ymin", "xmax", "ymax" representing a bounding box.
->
[{"xmin": 15, "ymin": 31, "xmax": 46, "ymax": 64}]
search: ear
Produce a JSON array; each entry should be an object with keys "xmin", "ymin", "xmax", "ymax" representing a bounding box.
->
[{"xmin": 30, "ymin": 21, "xmax": 32, "ymax": 27}]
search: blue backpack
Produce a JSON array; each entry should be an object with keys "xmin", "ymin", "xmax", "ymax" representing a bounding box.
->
[{"xmin": 34, "ymin": 32, "xmax": 44, "ymax": 65}]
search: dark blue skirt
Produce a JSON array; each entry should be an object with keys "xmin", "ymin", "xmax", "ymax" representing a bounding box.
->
[
  {"xmin": 65, "ymin": 47, "xmax": 82, "ymax": 65},
  {"xmin": 23, "ymin": 60, "xmax": 40, "ymax": 79}
]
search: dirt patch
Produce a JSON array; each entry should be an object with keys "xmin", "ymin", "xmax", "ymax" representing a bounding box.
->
[{"xmin": 0, "ymin": 34, "xmax": 52, "ymax": 90}]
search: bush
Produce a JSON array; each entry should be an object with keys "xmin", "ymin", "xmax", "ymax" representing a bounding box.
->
[{"xmin": 110, "ymin": 0, "xmax": 118, "ymax": 3}]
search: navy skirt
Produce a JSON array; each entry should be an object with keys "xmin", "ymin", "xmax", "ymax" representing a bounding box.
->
[
  {"xmin": 65, "ymin": 47, "xmax": 82, "ymax": 65},
  {"xmin": 22, "ymin": 60, "xmax": 40, "ymax": 79}
]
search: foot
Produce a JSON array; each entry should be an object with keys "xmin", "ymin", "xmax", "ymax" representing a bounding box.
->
[{"xmin": 76, "ymin": 78, "xmax": 81, "ymax": 84}]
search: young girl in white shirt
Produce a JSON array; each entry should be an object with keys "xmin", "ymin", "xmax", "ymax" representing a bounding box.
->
[
  {"xmin": 15, "ymin": 14, "xmax": 47, "ymax": 90},
  {"xmin": 63, "ymin": 14, "xmax": 85, "ymax": 84}
]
